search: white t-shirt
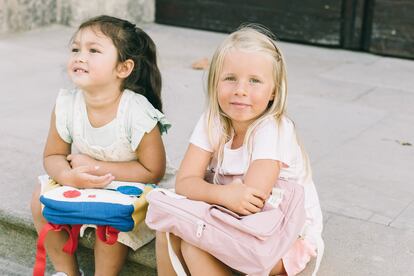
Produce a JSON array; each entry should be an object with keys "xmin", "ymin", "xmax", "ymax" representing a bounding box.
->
[{"xmin": 190, "ymin": 114, "xmax": 323, "ymax": 247}]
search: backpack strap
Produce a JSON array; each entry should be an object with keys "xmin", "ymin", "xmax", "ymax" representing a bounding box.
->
[
  {"xmin": 166, "ymin": 232, "xmax": 187, "ymax": 276},
  {"xmin": 311, "ymin": 236, "xmax": 324, "ymax": 276},
  {"xmin": 165, "ymin": 230, "xmax": 323, "ymax": 276},
  {"xmin": 33, "ymin": 223, "xmax": 81, "ymax": 276},
  {"xmin": 96, "ymin": 226, "xmax": 120, "ymax": 245}
]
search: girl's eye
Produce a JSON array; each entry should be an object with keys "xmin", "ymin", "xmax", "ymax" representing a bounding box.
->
[
  {"xmin": 224, "ymin": 76, "xmax": 236, "ymax": 81},
  {"xmin": 250, "ymin": 78, "xmax": 261, "ymax": 84},
  {"xmin": 90, "ymin": 48, "xmax": 100, "ymax": 53},
  {"xmin": 71, "ymin": 48, "xmax": 79, "ymax": 53}
]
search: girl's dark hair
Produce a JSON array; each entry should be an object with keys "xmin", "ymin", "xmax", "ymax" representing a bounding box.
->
[{"xmin": 77, "ymin": 15, "xmax": 163, "ymax": 111}]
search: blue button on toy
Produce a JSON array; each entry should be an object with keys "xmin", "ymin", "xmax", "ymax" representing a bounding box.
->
[{"xmin": 116, "ymin": 186, "xmax": 143, "ymax": 196}]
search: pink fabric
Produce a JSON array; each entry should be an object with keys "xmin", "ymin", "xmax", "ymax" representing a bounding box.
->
[
  {"xmin": 146, "ymin": 180, "xmax": 306, "ymax": 276},
  {"xmin": 282, "ymin": 239, "xmax": 317, "ymax": 276}
]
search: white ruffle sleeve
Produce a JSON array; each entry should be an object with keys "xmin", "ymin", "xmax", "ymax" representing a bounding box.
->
[
  {"xmin": 126, "ymin": 92, "xmax": 171, "ymax": 151},
  {"xmin": 54, "ymin": 89, "xmax": 76, "ymax": 144}
]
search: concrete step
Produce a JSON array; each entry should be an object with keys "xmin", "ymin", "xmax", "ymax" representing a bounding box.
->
[
  {"xmin": 0, "ymin": 216, "xmax": 156, "ymax": 275},
  {"xmin": 0, "ymin": 258, "xmax": 32, "ymax": 276}
]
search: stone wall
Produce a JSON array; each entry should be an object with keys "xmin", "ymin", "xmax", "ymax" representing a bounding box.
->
[
  {"xmin": 56, "ymin": 0, "xmax": 155, "ymax": 27},
  {"xmin": 0, "ymin": 0, "xmax": 155, "ymax": 34},
  {"xmin": 0, "ymin": 0, "xmax": 56, "ymax": 34}
]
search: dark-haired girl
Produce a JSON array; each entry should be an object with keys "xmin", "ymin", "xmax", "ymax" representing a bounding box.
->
[{"xmin": 31, "ymin": 15, "xmax": 170, "ymax": 275}]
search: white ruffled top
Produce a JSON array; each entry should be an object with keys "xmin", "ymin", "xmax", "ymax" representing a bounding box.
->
[{"xmin": 55, "ymin": 88, "xmax": 171, "ymax": 162}]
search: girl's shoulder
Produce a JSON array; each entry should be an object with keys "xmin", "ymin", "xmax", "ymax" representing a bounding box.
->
[
  {"xmin": 55, "ymin": 88, "xmax": 81, "ymax": 116},
  {"xmin": 55, "ymin": 88, "xmax": 80, "ymax": 144},
  {"xmin": 123, "ymin": 89, "xmax": 171, "ymax": 135},
  {"xmin": 123, "ymin": 89, "xmax": 153, "ymax": 109},
  {"xmin": 55, "ymin": 88, "xmax": 83, "ymax": 115},
  {"xmin": 56, "ymin": 88, "xmax": 79, "ymax": 104},
  {"xmin": 254, "ymin": 115, "xmax": 295, "ymax": 136},
  {"xmin": 55, "ymin": 88, "xmax": 80, "ymax": 116},
  {"xmin": 249, "ymin": 115, "xmax": 299, "ymax": 168},
  {"xmin": 123, "ymin": 90, "xmax": 166, "ymax": 120}
]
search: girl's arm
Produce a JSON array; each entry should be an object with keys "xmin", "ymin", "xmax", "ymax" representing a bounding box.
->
[
  {"xmin": 175, "ymin": 144, "xmax": 221, "ymax": 203},
  {"xmin": 44, "ymin": 109, "xmax": 114, "ymax": 188},
  {"xmin": 68, "ymin": 126, "xmax": 166, "ymax": 184},
  {"xmin": 243, "ymin": 159, "xmax": 281, "ymax": 197},
  {"xmin": 176, "ymin": 144, "xmax": 267, "ymax": 215}
]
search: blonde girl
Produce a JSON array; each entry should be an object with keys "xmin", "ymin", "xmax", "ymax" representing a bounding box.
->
[
  {"xmin": 156, "ymin": 25, "xmax": 323, "ymax": 276},
  {"xmin": 31, "ymin": 15, "xmax": 170, "ymax": 276}
]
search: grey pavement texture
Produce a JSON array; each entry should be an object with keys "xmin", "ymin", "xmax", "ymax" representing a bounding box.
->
[{"xmin": 0, "ymin": 23, "xmax": 413, "ymax": 275}]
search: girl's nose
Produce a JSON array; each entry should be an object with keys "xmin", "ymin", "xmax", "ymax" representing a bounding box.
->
[
  {"xmin": 234, "ymin": 81, "xmax": 247, "ymax": 96},
  {"xmin": 74, "ymin": 51, "xmax": 86, "ymax": 63},
  {"xmin": 76, "ymin": 56, "xmax": 86, "ymax": 63}
]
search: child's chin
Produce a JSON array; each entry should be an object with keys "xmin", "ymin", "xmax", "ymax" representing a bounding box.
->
[{"xmin": 71, "ymin": 80, "xmax": 88, "ymax": 89}]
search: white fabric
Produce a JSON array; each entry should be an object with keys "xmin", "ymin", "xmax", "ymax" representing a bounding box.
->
[
  {"xmin": 166, "ymin": 232, "xmax": 187, "ymax": 276},
  {"xmin": 55, "ymin": 88, "xmax": 171, "ymax": 158},
  {"xmin": 189, "ymin": 113, "xmax": 323, "ymax": 253},
  {"xmin": 190, "ymin": 114, "xmax": 299, "ymax": 178},
  {"xmin": 84, "ymin": 119, "xmax": 117, "ymax": 147},
  {"xmin": 51, "ymin": 269, "xmax": 84, "ymax": 276},
  {"xmin": 52, "ymin": 88, "xmax": 171, "ymax": 250},
  {"xmin": 312, "ymin": 236, "xmax": 325, "ymax": 276}
]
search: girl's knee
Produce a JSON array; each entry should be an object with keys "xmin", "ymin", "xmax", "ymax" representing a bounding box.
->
[
  {"xmin": 156, "ymin": 232, "xmax": 183, "ymax": 261},
  {"xmin": 180, "ymin": 239, "xmax": 195, "ymax": 256},
  {"xmin": 30, "ymin": 183, "xmax": 46, "ymax": 231},
  {"xmin": 155, "ymin": 231, "xmax": 168, "ymax": 254},
  {"xmin": 269, "ymin": 260, "xmax": 285, "ymax": 276},
  {"xmin": 155, "ymin": 231, "xmax": 167, "ymax": 244},
  {"xmin": 156, "ymin": 231, "xmax": 181, "ymax": 247},
  {"xmin": 30, "ymin": 183, "xmax": 42, "ymax": 217},
  {"xmin": 94, "ymin": 240, "xmax": 128, "ymax": 276}
]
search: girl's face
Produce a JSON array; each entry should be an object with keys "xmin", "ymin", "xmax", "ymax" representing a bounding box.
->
[
  {"xmin": 217, "ymin": 49, "xmax": 275, "ymax": 130},
  {"xmin": 67, "ymin": 27, "xmax": 120, "ymax": 92}
]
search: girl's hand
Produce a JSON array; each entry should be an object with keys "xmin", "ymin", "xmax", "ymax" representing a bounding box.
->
[
  {"xmin": 67, "ymin": 154, "xmax": 98, "ymax": 169},
  {"xmin": 221, "ymin": 179, "xmax": 267, "ymax": 215},
  {"xmin": 62, "ymin": 165, "xmax": 114, "ymax": 188}
]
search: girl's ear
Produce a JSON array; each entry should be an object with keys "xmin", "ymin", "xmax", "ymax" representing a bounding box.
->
[{"xmin": 117, "ymin": 59, "xmax": 134, "ymax": 79}]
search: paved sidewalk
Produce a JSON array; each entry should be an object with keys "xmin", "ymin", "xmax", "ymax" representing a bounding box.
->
[{"xmin": 0, "ymin": 23, "xmax": 413, "ymax": 275}]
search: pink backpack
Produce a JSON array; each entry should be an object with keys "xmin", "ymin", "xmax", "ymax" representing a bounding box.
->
[{"xmin": 145, "ymin": 179, "xmax": 305, "ymax": 276}]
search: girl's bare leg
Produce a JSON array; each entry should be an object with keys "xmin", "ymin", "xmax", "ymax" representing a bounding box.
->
[
  {"xmin": 269, "ymin": 259, "xmax": 286, "ymax": 276},
  {"xmin": 181, "ymin": 240, "xmax": 232, "ymax": 276},
  {"xmin": 155, "ymin": 231, "xmax": 189, "ymax": 276},
  {"xmin": 94, "ymin": 238, "xmax": 128, "ymax": 276},
  {"xmin": 31, "ymin": 183, "xmax": 80, "ymax": 275}
]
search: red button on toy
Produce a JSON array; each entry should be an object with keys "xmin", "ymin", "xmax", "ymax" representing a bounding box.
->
[{"xmin": 63, "ymin": 190, "xmax": 81, "ymax": 198}]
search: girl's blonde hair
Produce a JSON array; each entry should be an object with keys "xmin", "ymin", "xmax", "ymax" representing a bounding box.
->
[{"xmin": 206, "ymin": 24, "xmax": 311, "ymax": 183}]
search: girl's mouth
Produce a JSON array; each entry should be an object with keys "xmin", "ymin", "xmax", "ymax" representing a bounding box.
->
[
  {"xmin": 230, "ymin": 102, "xmax": 250, "ymax": 108},
  {"xmin": 73, "ymin": 68, "xmax": 88, "ymax": 73}
]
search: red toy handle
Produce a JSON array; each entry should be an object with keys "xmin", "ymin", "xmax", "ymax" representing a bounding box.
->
[{"xmin": 33, "ymin": 223, "xmax": 81, "ymax": 276}]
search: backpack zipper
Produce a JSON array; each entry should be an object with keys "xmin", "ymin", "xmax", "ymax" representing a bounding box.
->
[
  {"xmin": 196, "ymin": 220, "xmax": 206, "ymax": 238},
  {"xmin": 151, "ymin": 197, "xmax": 206, "ymax": 238}
]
